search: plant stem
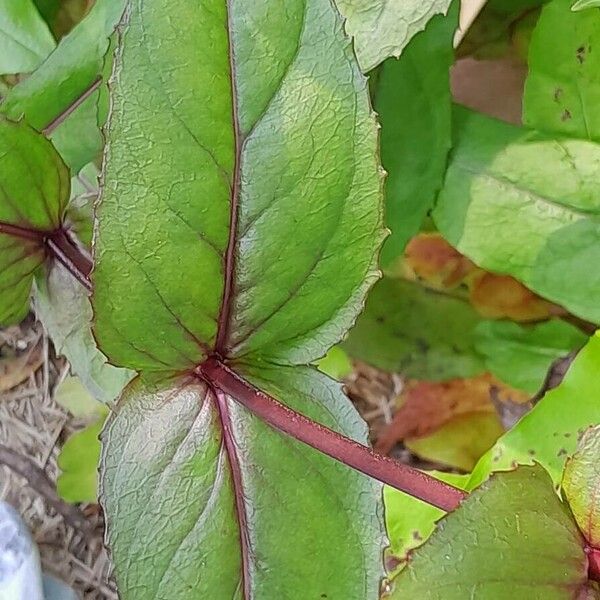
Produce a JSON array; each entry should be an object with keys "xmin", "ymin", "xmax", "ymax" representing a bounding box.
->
[
  {"xmin": 41, "ymin": 77, "xmax": 102, "ymax": 136},
  {"xmin": 200, "ymin": 357, "xmax": 466, "ymax": 512},
  {"xmin": 47, "ymin": 229, "xmax": 93, "ymax": 291},
  {"xmin": 0, "ymin": 221, "xmax": 45, "ymax": 241},
  {"xmin": 588, "ymin": 547, "xmax": 600, "ymax": 582}
]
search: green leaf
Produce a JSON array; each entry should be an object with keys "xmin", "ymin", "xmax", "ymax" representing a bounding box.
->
[
  {"xmin": 469, "ymin": 332, "xmax": 600, "ymax": 489},
  {"xmin": 94, "ymin": 0, "xmax": 384, "ymax": 371},
  {"xmin": 384, "ymin": 472, "xmax": 469, "ymax": 570},
  {"xmin": 572, "ymin": 0, "xmax": 600, "ymax": 10},
  {"xmin": 0, "ymin": 0, "xmax": 55, "ymax": 75},
  {"xmin": 335, "ymin": 0, "xmax": 453, "ymax": 72},
  {"xmin": 57, "ymin": 407, "xmax": 107, "ymax": 503},
  {"xmin": 93, "ymin": 0, "xmax": 385, "ymax": 597},
  {"xmin": 474, "ymin": 319, "xmax": 587, "ymax": 393},
  {"xmin": 524, "ymin": 0, "xmax": 600, "ymax": 140},
  {"xmin": 343, "ymin": 277, "xmax": 485, "ymax": 379},
  {"xmin": 374, "ymin": 4, "xmax": 457, "ymax": 266},
  {"xmin": 391, "ymin": 466, "xmax": 589, "ymax": 599},
  {"xmin": 102, "ymin": 366, "xmax": 383, "ymax": 598},
  {"xmin": 0, "ymin": 118, "xmax": 69, "ymax": 324},
  {"xmin": 1, "ymin": 0, "xmax": 126, "ymax": 167},
  {"xmin": 563, "ymin": 424, "xmax": 600, "ymax": 545},
  {"xmin": 34, "ymin": 262, "xmax": 133, "ymax": 403},
  {"xmin": 434, "ymin": 107, "xmax": 600, "ymax": 324},
  {"xmin": 55, "ymin": 376, "xmax": 108, "ymax": 418},
  {"xmin": 316, "ymin": 346, "xmax": 353, "ymax": 380}
]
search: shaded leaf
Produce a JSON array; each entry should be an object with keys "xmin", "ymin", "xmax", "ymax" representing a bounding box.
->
[
  {"xmin": 434, "ymin": 107, "xmax": 600, "ymax": 324},
  {"xmin": 93, "ymin": 0, "xmax": 385, "ymax": 597},
  {"xmin": 474, "ymin": 319, "xmax": 587, "ymax": 393},
  {"xmin": 343, "ymin": 277, "xmax": 485, "ymax": 380},
  {"xmin": 0, "ymin": 118, "xmax": 69, "ymax": 324},
  {"xmin": 57, "ymin": 407, "xmax": 107, "ymax": 503},
  {"xmin": 336, "ymin": 0, "xmax": 453, "ymax": 72},
  {"xmin": 0, "ymin": 0, "xmax": 55, "ymax": 75},
  {"xmin": 525, "ymin": 0, "xmax": 600, "ymax": 140},
  {"xmin": 563, "ymin": 424, "xmax": 600, "ymax": 546},
  {"xmin": 469, "ymin": 332, "xmax": 600, "ymax": 489},
  {"xmin": 34, "ymin": 262, "xmax": 133, "ymax": 403},
  {"xmin": 374, "ymin": 5, "xmax": 457, "ymax": 265},
  {"xmin": 390, "ymin": 466, "xmax": 588, "ymax": 599}
]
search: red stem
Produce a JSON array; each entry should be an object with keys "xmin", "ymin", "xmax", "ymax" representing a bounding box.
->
[
  {"xmin": 199, "ymin": 358, "xmax": 466, "ymax": 512},
  {"xmin": 0, "ymin": 222, "xmax": 45, "ymax": 241},
  {"xmin": 46, "ymin": 229, "xmax": 93, "ymax": 291},
  {"xmin": 587, "ymin": 547, "xmax": 600, "ymax": 582}
]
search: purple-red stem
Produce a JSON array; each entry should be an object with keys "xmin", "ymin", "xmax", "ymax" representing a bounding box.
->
[
  {"xmin": 47, "ymin": 229, "xmax": 93, "ymax": 291},
  {"xmin": 587, "ymin": 547, "xmax": 600, "ymax": 582},
  {"xmin": 199, "ymin": 357, "xmax": 466, "ymax": 512}
]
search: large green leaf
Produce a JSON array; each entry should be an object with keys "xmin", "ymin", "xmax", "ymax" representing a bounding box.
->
[
  {"xmin": 94, "ymin": 0, "xmax": 385, "ymax": 597},
  {"xmin": 474, "ymin": 319, "xmax": 587, "ymax": 393},
  {"xmin": 469, "ymin": 332, "xmax": 600, "ymax": 489},
  {"xmin": 1, "ymin": 0, "xmax": 126, "ymax": 169},
  {"xmin": 335, "ymin": 0, "xmax": 453, "ymax": 72},
  {"xmin": 0, "ymin": 0, "xmax": 55, "ymax": 75},
  {"xmin": 524, "ymin": 0, "xmax": 600, "ymax": 140},
  {"xmin": 342, "ymin": 277, "xmax": 485, "ymax": 380},
  {"xmin": 391, "ymin": 466, "xmax": 589, "ymax": 599},
  {"xmin": 562, "ymin": 425, "xmax": 600, "ymax": 546},
  {"xmin": 434, "ymin": 107, "xmax": 600, "ymax": 324},
  {"xmin": 0, "ymin": 118, "xmax": 69, "ymax": 324},
  {"xmin": 374, "ymin": 4, "xmax": 457, "ymax": 266},
  {"xmin": 102, "ymin": 367, "xmax": 383, "ymax": 599}
]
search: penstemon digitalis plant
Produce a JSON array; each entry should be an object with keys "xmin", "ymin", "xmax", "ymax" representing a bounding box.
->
[{"xmin": 2, "ymin": 0, "xmax": 600, "ymax": 598}]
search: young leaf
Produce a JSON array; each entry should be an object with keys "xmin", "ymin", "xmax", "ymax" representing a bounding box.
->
[
  {"xmin": 0, "ymin": 118, "xmax": 69, "ymax": 324},
  {"xmin": 1, "ymin": 0, "xmax": 127, "ymax": 168},
  {"xmin": 469, "ymin": 332, "xmax": 600, "ymax": 489},
  {"xmin": 343, "ymin": 277, "xmax": 485, "ymax": 380},
  {"xmin": 434, "ymin": 107, "xmax": 600, "ymax": 324},
  {"xmin": 563, "ymin": 425, "xmax": 600, "ymax": 546},
  {"xmin": 0, "ymin": 0, "xmax": 55, "ymax": 75},
  {"xmin": 94, "ymin": 0, "xmax": 385, "ymax": 597},
  {"xmin": 391, "ymin": 466, "xmax": 589, "ymax": 599},
  {"xmin": 524, "ymin": 0, "xmax": 600, "ymax": 140},
  {"xmin": 335, "ymin": 0, "xmax": 453, "ymax": 72},
  {"xmin": 474, "ymin": 319, "xmax": 587, "ymax": 393},
  {"xmin": 374, "ymin": 4, "xmax": 457, "ymax": 266}
]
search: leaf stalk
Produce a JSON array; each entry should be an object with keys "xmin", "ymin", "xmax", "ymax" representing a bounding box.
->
[{"xmin": 199, "ymin": 357, "xmax": 466, "ymax": 512}]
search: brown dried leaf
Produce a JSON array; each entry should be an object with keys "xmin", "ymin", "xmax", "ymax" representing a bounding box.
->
[{"xmin": 375, "ymin": 373, "xmax": 529, "ymax": 455}]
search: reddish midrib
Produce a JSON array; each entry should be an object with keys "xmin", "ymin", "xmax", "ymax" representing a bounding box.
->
[
  {"xmin": 0, "ymin": 221, "xmax": 92, "ymax": 290},
  {"xmin": 212, "ymin": 3, "xmax": 252, "ymax": 598},
  {"xmin": 214, "ymin": 0, "xmax": 243, "ymax": 358}
]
